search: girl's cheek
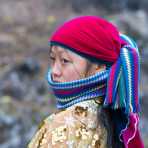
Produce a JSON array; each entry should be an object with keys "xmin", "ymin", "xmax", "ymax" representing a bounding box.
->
[{"xmin": 63, "ymin": 68, "xmax": 80, "ymax": 81}]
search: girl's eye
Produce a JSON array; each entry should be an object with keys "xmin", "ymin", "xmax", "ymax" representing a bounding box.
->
[
  {"xmin": 49, "ymin": 56, "xmax": 55, "ymax": 61},
  {"xmin": 62, "ymin": 58, "xmax": 70, "ymax": 64}
]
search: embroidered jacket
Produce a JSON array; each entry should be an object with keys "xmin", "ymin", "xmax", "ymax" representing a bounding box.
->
[{"xmin": 28, "ymin": 100, "xmax": 107, "ymax": 148}]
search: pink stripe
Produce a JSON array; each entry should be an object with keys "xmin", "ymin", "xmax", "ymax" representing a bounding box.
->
[
  {"xmin": 122, "ymin": 113, "xmax": 144, "ymax": 148},
  {"xmin": 55, "ymin": 87, "xmax": 82, "ymax": 95},
  {"xmin": 107, "ymin": 62, "xmax": 117, "ymax": 103}
]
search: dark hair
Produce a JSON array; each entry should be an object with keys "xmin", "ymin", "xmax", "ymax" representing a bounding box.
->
[
  {"xmin": 83, "ymin": 50, "xmax": 124, "ymax": 147},
  {"xmin": 98, "ymin": 107, "xmax": 125, "ymax": 148}
]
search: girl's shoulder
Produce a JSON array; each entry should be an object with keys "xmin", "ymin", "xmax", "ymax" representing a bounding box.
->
[
  {"xmin": 28, "ymin": 102, "xmax": 107, "ymax": 148},
  {"xmin": 27, "ymin": 110, "xmax": 69, "ymax": 148}
]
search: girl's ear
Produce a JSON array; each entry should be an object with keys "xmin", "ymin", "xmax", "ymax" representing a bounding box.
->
[
  {"xmin": 95, "ymin": 64, "xmax": 106, "ymax": 73},
  {"xmin": 85, "ymin": 62, "xmax": 106, "ymax": 77}
]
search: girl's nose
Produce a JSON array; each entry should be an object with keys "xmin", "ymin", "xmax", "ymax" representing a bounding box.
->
[{"xmin": 51, "ymin": 62, "xmax": 62, "ymax": 80}]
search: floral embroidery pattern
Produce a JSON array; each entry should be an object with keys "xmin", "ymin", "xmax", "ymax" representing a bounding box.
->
[
  {"xmin": 75, "ymin": 124, "xmax": 92, "ymax": 140},
  {"xmin": 91, "ymin": 134, "xmax": 100, "ymax": 147},
  {"xmin": 51, "ymin": 125, "xmax": 67, "ymax": 145},
  {"xmin": 74, "ymin": 106, "xmax": 88, "ymax": 117},
  {"xmin": 64, "ymin": 116, "xmax": 75, "ymax": 127},
  {"xmin": 28, "ymin": 100, "xmax": 107, "ymax": 148}
]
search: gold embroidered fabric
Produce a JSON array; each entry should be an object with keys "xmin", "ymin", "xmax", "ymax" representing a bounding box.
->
[{"xmin": 28, "ymin": 100, "xmax": 107, "ymax": 148}]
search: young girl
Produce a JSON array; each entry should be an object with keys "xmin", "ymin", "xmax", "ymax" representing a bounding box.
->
[{"xmin": 28, "ymin": 16, "xmax": 144, "ymax": 148}]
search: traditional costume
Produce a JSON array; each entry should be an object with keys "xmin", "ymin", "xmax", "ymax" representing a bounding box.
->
[{"xmin": 28, "ymin": 16, "xmax": 144, "ymax": 148}]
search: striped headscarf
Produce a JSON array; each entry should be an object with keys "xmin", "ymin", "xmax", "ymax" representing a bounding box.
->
[{"xmin": 49, "ymin": 16, "xmax": 140, "ymax": 114}]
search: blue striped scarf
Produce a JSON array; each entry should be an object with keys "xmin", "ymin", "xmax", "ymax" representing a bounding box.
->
[{"xmin": 48, "ymin": 70, "xmax": 108, "ymax": 109}]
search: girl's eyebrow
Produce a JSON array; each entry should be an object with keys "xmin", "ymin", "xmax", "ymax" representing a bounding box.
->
[
  {"xmin": 50, "ymin": 50, "xmax": 66, "ymax": 55},
  {"xmin": 50, "ymin": 46, "xmax": 70, "ymax": 56}
]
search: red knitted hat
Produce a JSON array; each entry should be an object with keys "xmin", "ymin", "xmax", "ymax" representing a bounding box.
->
[{"xmin": 49, "ymin": 16, "xmax": 126, "ymax": 63}]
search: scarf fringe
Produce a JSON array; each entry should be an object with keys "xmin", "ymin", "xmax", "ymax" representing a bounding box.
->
[{"xmin": 104, "ymin": 34, "xmax": 140, "ymax": 114}]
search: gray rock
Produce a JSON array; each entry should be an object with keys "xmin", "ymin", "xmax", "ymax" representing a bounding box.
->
[{"xmin": 114, "ymin": 10, "xmax": 148, "ymax": 40}]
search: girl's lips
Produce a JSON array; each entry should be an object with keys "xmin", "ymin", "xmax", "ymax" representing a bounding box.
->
[
  {"xmin": 52, "ymin": 77, "xmax": 62, "ymax": 83},
  {"xmin": 53, "ymin": 80, "xmax": 62, "ymax": 83}
]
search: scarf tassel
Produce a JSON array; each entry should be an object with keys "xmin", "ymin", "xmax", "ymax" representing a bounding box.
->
[{"xmin": 104, "ymin": 44, "xmax": 140, "ymax": 114}]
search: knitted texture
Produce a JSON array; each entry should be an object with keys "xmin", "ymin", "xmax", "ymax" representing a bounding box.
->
[
  {"xmin": 49, "ymin": 16, "xmax": 140, "ymax": 114},
  {"xmin": 104, "ymin": 34, "xmax": 140, "ymax": 113},
  {"xmin": 48, "ymin": 70, "xmax": 108, "ymax": 109}
]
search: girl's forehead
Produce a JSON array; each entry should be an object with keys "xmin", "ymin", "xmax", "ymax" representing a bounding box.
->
[
  {"xmin": 50, "ymin": 45, "xmax": 88, "ymax": 63},
  {"xmin": 50, "ymin": 46, "xmax": 67, "ymax": 54}
]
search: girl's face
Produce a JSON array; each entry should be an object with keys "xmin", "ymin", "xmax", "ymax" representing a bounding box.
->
[{"xmin": 49, "ymin": 46, "xmax": 106, "ymax": 82}]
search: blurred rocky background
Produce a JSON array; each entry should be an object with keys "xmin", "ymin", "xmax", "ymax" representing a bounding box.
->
[{"xmin": 0, "ymin": 0, "xmax": 148, "ymax": 147}]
